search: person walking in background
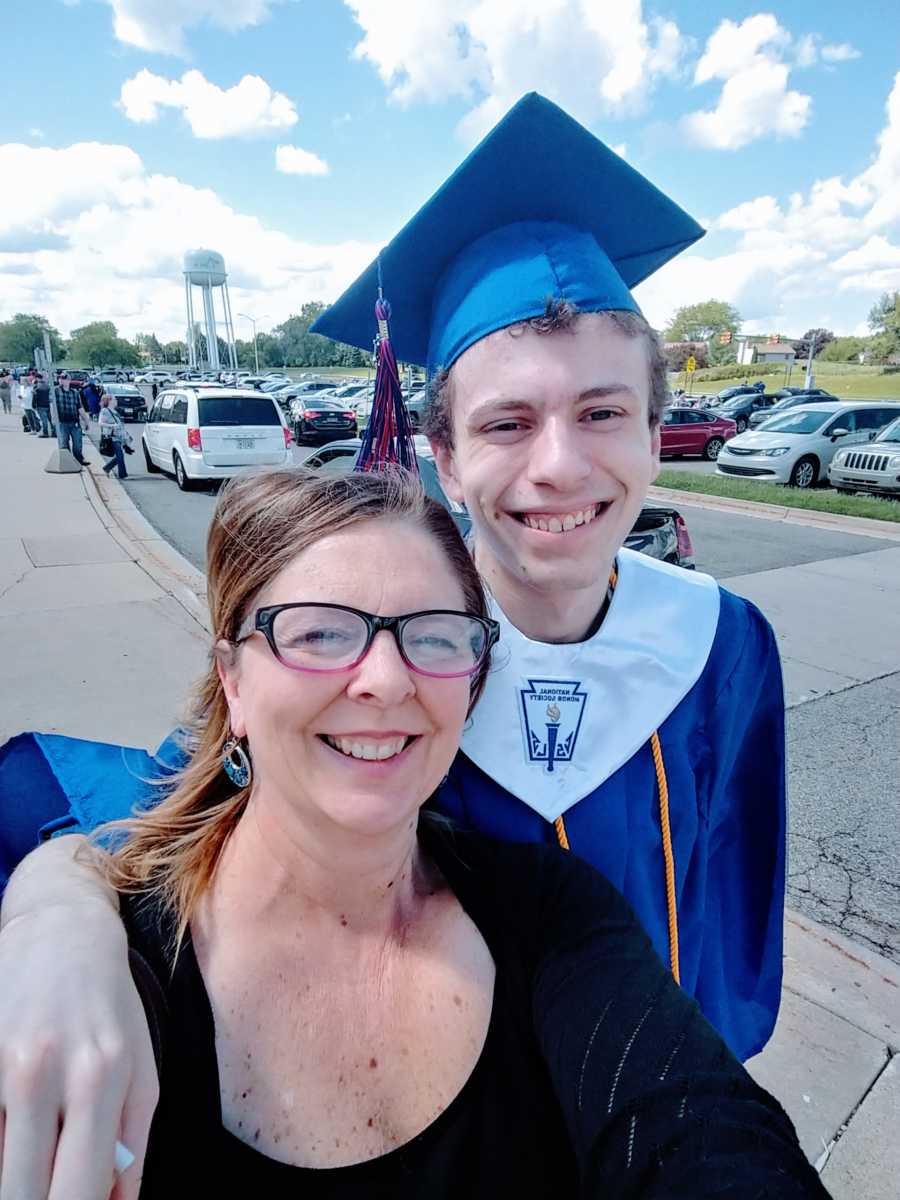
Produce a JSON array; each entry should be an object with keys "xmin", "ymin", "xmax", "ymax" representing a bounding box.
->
[
  {"xmin": 18, "ymin": 376, "xmax": 39, "ymax": 433},
  {"xmin": 32, "ymin": 373, "xmax": 54, "ymax": 438},
  {"xmin": 54, "ymin": 374, "xmax": 89, "ymax": 465},
  {"xmin": 82, "ymin": 377, "xmax": 102, "ymax": 420},
  {"xmin": 98, "ymin": 394, "xmax": 129, "ymax": 479},
  {"xmin": 0, "ymin": 372, "xmax": 11, "ymax": 414}
]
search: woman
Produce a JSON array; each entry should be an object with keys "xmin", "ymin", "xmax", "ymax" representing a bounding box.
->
[
  {"xmin": 98, "ymin": 393, "xmax": 130, "ymax": 479},
  {"xmin": 1, "ymin": 469, "xmax": 826, "ymax": 1199}
]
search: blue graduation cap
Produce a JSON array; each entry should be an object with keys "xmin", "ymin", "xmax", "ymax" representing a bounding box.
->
[{"xmin": 311, "ymin": 92, "xmax": 704, "ymax": 373}]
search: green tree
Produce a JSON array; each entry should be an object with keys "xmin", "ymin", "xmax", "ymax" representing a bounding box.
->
[
  {"xmin": 68, "ymin": 321, "xmax": 141, "ymax": 368},
  {"xmin": 819, "ymin": 336, "xmax": 867, "ymax": 363},
  {"xmin": 162, "ymin": 340, "xmax": 188, "ymax": 364},
  {"xmin": 0, "ymin": 312, "xmax": 65, "ymax": 363},
  {"xmin": 792, "ymin": 329, "xmax": 834, "ymax": 360},
  {"xmin": 134, "ymin": 332, "xmax": 163, "ymax": 362},
  {"xmin": 867, "ymin": 292, "xmax": 900, "ymax": 360},
  {"xmin": 664, "ymin": 300, "xmax": 741, "ymax": 343},
  {"xmin": 867, "ymin": 291, "xmax": 900, "ymax": 333}
]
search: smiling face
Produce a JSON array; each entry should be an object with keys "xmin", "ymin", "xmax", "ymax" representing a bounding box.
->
[
  {"xmin": 217, "ymin": 517, "xmax": 472, "ymax": 841},
  {"xmin": 433, "ymin": 314, "xmax": 661, "ymax": 628}
]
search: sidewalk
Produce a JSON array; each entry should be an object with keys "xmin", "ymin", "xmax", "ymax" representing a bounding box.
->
[{"xmin": 1, "ymin": 409, "xmax": 897, "ymax": 1196}]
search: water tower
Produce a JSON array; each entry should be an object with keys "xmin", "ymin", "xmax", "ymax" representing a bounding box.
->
[{"xmin": 183, "ymin": 249, "xmax": 238, "ymax": 371}]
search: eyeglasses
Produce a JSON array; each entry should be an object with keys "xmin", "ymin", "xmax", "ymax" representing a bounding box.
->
[{"xmin": 237, "ymin": 603, "xmax": 500, "ymax": 679}]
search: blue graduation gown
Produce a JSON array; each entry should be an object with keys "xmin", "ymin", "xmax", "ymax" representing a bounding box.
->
[{"xmin": 439, "ymin": 586, "xmax": 786, "ymax": 1061}]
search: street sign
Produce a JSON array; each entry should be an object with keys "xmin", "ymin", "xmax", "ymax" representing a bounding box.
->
[{"xmin": 685, "ymin": 355, "xmax": 697, "ymax": 372}]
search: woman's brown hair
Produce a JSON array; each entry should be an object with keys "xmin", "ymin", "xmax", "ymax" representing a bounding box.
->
[{"xmin": 94, "ymin": 466, "xmax": 491, "ymax": 943}]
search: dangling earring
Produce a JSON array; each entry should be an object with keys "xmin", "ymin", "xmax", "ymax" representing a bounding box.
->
[{"xmin": 222, "ymin": 737, "xmax": 252, "ymax": 788}]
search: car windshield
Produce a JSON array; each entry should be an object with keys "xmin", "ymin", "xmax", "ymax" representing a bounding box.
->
[
  {"xmin": 198, "ymin": 397, "xmax": 281, "ymax": 426},
  {"xmin": 755, "ymin": 409, "xmax": 830, "ymax": 434},
  {"xmin": 304, "ymin": 400, "xmax": 345, "ymax": 410},
  {"xmin": 720, "ymin": 396, "xmax": 749, "ymax": 409},
  {"xmin": 876, "ymin": 417, "xmax": 900, "ymax": 443}
]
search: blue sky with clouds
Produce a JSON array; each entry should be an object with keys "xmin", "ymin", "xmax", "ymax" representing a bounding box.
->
[{"xmin": 2, "ymin": 0, "xmax": 899, "ymax": 345}]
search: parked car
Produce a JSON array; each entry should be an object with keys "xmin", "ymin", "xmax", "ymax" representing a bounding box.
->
[
  {"xmin": 771, "ymin": 386, "xmax": 837, "ymax": 401},
  {"xmin": 134, "ymin": 369, "xmax": 174, "ymax": 385},
  {"xmin": 299, "ymin": 439, "xmax": 696, "ymax": 567},
  {"xmin": 59, "ymin": 369, "xmax": 90, "ymax": 388},
  {"xmin": 291, "ymin": 398, "xmax": 358, "ymax": 444},
  {"xmin": 828, "ymin": 415, "xmax": 900, "ymax": 497},
  {"xmin": 405, "ymin": 391, "xmax": 431, "ymax": 430},
  {"xmin": 141, "ymin": 387, "xmax": 292, "ymax": 490},
  {"xmin": 284, "ymin": 380, "xmax": 340, "ymax": 399},
  {"xmin": 708, "ymin": 390, "xmax": 779, "ymax": 433},
  {"xmin": 233, "ymin": 375, "xmax": 270, "ymax": 390},
  {"xmin": 748, "ymin": 389, "xmax": 842, "ymax": 429},
  {"xmin": 98, "ymin": 369, "xmax": 128, "ymax": 384},
  {"xmin": 102, "ymin": 383, "xmax": 147, "ymax": 422},
  {"xmin": 660, "ymin": 408, "xmax": 737, "ymax": 461},
  {"xmin": 717, "ymin": 401, "xmax": 900, "ymax": 488}
]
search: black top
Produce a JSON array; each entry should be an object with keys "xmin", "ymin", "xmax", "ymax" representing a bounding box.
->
[{"xmin": 123, "ymin": 824, "xmax": 829, "ymax": 1199}]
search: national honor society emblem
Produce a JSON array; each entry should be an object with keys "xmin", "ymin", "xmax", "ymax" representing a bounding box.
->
[{"xmin": 519, "ymin": 680, "xmax": 588, "ymax": 773}]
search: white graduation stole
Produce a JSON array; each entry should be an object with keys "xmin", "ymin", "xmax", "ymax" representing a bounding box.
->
[{"xmin": 461, "ymin": 548, "xmax": 721, "ymax": 821}]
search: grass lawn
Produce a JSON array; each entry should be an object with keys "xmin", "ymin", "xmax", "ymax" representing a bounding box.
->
[
  {"xmin": 679, "ymin": 362, "xmax": 900, "ymax": 401},
  {"xmin": 654, "ymin": 469, "xmax": 900, "ymax": 523}
]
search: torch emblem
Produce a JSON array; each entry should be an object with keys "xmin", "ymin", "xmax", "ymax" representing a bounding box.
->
[{"xmin": 519, "ymin": 680, "xmax": 588, "ymax": 773}]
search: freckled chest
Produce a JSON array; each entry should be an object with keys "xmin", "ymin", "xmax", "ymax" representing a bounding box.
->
[{"xmin": 198, "ymin": 895, "xmax": 495, "ymax": 1168}]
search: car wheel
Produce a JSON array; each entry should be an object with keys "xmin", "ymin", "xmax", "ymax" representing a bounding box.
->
[
  {"xmin": 790, "ymin": 456, "xmax": 817, "ymax": 489},
  {"xmin": 703, "ymin": 437, "xmax": 724, "ymax": 461},
  {"xmin": 173, "ymin": 452, "xmax": 194, "ymax": 491},
  {"xmin": 735, "ymin": 417, "xmax": 748, "ymax": 433},
  {"xmin": 142, "ymin": 439, "xmax": 160, "ymax": 473}
]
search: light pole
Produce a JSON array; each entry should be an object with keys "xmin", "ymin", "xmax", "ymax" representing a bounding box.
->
[{"xmin": 238, "ymin": 313, "xmax": 267, "ymax": 374}]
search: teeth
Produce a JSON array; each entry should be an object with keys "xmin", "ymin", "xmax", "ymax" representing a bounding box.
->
[
  {"xmin": 522, "ymin": 505, "xmax": 599, "ymax": 532},
  {"xmin": 323, "ymin": 735, "xmax": 408, "ymax": 761}
]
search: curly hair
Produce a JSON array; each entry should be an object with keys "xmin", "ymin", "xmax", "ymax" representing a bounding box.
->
[{"xmin": 422, "ymin": 301, "xmax": 669, "ymax": 449}]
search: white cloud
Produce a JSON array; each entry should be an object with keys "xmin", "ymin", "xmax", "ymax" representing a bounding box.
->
[
  {"xmin": 716, "ymin": 195, "xmax": 782, "ymax": 231},
  {"xmin": 275, "ymin": 144, "xmax": 329, "ymax": 175},
  {"xmin": 683, "ymin": 14, "xmax": 811, "ymax": 150},
  {"xmin": 27, "ymin": 127, "xmax": 46, "ymax": 140},
  {"xmin": 0, "ymin": 141, "xmax": 376, "ymax": 341},
  {"xmin": 104, "ymin": 0, "xmax": 279, "ymax": 56},
  {"xmin": 638, "ymin": 72, "xmax": 900, "ymax": 335},
  {"xmin": 119, "ymin": 70, "xmax": 297, "ymax": 139},
  {"xmin": 821, "ymin": 42, "xmax": 861, "ymax": 63},
  {"xmin": 346, "ymin": 0, "xmax": 689, "ymax": 144}
]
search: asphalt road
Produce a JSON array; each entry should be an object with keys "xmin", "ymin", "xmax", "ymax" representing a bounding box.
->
[{"xmin": 89, "ymin": 424, "xmax": 900, "ymax": 962}]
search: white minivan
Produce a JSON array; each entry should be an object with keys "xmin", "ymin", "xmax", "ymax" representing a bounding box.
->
[
  {"xmin": 716, "ymin": 401, "xmax": 900, "ymax": 488},
  {"xmin": 142, "ymin": 387, "xmax": 293, "ymax": 490}
]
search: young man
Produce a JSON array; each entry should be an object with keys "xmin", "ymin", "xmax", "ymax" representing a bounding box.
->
[{"xmin": 0, "ymin": 95, "xmax": 785, "ymax": 1195}]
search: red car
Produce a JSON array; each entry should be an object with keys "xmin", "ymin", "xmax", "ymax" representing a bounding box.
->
[{"xmin": 660, "ymin": 407, "xmax": 737, "ymax": 461}]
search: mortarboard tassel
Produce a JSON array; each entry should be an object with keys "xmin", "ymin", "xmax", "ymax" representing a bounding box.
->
[{"xmin": 354, "ymin": 260, "xmax": 418, "ymax": 474}]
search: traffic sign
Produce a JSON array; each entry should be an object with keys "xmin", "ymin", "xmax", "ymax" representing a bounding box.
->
[{"xmin": 685, "ymin": 355, "xmax": 697, "ymax": 372}]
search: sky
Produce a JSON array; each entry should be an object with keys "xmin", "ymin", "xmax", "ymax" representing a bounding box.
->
[{"xmin": 2, "ymin": 0, "xmax": 899, "ymax": 348}]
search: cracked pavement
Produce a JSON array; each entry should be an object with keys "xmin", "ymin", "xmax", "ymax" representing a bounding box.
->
[{"xmin": 786, "ymin": 672, "xmax": 900, "ymax": 963}]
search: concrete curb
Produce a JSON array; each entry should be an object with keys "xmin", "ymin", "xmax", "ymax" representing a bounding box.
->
[
  {"xmin": 648, "ymin": 484, "xmax": 900, "ymax": 541},
  {"xmin": 80, "ymin": 464, "xmax": 211, "ymax": 633}
]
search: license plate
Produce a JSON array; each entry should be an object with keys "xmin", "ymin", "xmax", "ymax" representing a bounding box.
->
[{"xmin": 236, "ymin": 438, "xmax": 255, "ymax": 449}]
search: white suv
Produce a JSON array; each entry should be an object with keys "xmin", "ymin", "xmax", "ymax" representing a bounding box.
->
[
  {"xmin": 142, "ymin": 387, "xmax": 293, "ymax": 490},
  {"xmin": 716, "ymin": 401, "xmax": 900, "ymax": 488}
]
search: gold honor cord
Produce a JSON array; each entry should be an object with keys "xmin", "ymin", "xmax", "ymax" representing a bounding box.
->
[{"xmin": 552, "ymin": 566, "xmax": 681, "ymax": 984}]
